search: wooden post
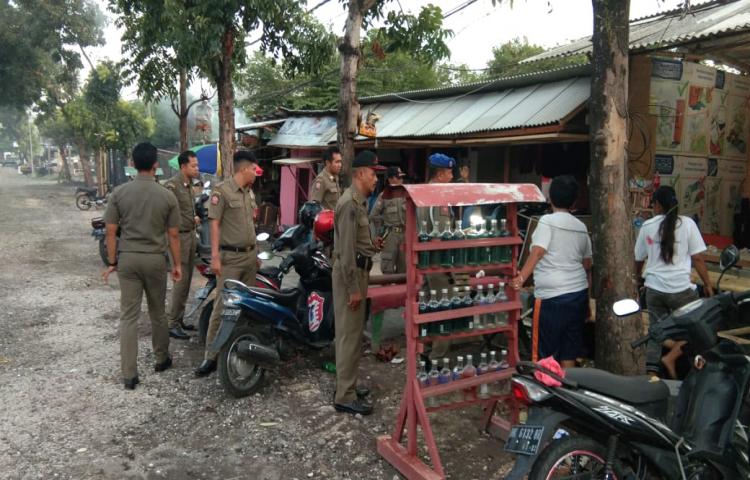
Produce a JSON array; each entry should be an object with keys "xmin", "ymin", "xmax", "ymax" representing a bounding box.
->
[{"xmin": 589, "ymin": 0, "xmax": 643, "ymax": 375}]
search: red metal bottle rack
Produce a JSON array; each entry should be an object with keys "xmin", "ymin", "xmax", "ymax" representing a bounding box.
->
[{"xmin": 377, "ymin": 183, "xmax": 546, "ymax": 480}]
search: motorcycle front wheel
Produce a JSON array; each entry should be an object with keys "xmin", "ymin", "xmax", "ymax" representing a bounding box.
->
[
  {"xmin": 76, "ymin": 194, "xmax": 92, "ymax": 211},
  {"xmin": 529, "ymin": 435, "xmax": 623, "ymax": 480},
  {"xmin": 198, "ymin": 300, "xmax": 212, "ymax": 346},
  {"xmin": 98, "ymin": 238, "xmax": 108, "ymax": 266},
  {"xmin": 218, "ymin": 324, "xmax": 266, "ymax": 398}
]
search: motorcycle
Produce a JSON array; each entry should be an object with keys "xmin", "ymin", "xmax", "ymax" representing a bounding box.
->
[
  {"xmin": 76, "ymin": 186, "xmax": 109, "ymax": 211},
  {"xmin": 206, "ymin": 240, "xmax": 334, "ymax": 398},
  {"xmin": 506, "ymin": 245, "xmax": 750, "ymax": 480}
]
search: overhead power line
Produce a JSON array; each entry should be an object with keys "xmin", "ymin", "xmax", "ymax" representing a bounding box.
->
[{"xmin": 443, "ymin": 0, "xmax": 481, "ymax": 19}]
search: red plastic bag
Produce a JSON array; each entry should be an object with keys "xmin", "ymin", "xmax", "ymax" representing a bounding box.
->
[{"xmin": 534, "ymin": 356, "xmax": 565, "ymax": 387}]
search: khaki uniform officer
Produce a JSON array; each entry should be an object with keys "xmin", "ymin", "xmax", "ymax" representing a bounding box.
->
[
  {"xmin": 333, "ymin": 150, "xmax": 384, "ymax": 416},
  {"xmin": 195, "ymin": 150, "xmax": 260, "ymax": 377},
  {"xmin": 416, "ymin": 153, "xmax": 455, "ymax": 361},
  {"xmin": 310, "ymin": 146, "xmax": 343, "ymax": 210},
  {"xmin": 102, "ymin": 142, "xmax": 182, "ymax": 390},
  {"xmin": 370, "ymin": 166, "xmax": 407, "ymax": 274},
  {"xmin": 164, "ymin": 151, "xmax": 201, "ymax": 340}
]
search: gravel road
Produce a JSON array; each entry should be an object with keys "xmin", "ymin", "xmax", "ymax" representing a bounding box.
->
[{"xmin": 0, "ymin": 169, "xmax": 515, "ymax": 480}]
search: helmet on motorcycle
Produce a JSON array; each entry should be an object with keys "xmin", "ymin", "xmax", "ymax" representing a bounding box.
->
[
  {"xmin": 298, "ymin": 201, "xmax": 323, "ymax": 229},
  {"xmin": 313, "ymin": 210, "xmax": 334, "ymax": 246}
]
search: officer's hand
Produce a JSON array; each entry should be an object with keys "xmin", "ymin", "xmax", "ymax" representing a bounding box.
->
[
  {"xmin": 347, "ymin": 292, "xmax": 363, "ymax": 311},
  {"xmin": 194, "ymin": 216, "xmax": 201, "ymax": 226},
  {"xmin": 211, "ymin": 256, "xmax": 222, "ymax": 277},
  {"xmin": 172, "ymin": 264, "xmax": 182, "ymax": 282},
  {"xmin": 102, "ymin": 266, "xmax": 117, "ymax": 284},
  {"xmin": 374, "ymin": 236, "xmax": 384, "ymax": 251}
]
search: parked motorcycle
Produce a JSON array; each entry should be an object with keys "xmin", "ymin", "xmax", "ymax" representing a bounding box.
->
[
  {"xmin": 205, "ymin": 239, "xmax": 334, "ymax": 397},
  {"xmin": 75, "ymin": 186, "xmax": 109, "ymax": 211},
  {"xmin": 506, "ymin": 246, "xmax": 750, "ymax": 480},
  {"xmin": 90, "ymin": 217, "xmax": 120, "ymax": 266}
]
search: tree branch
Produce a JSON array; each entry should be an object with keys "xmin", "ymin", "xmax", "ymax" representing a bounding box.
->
[{"xmin": 78, "ymin": 44, "xmax": 95, "ymax": 71}]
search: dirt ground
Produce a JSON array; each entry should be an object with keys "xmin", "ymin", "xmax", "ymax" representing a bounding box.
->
[{"xmin": 0, "ymin": 169, "xmax": 516, "ymax": 480}]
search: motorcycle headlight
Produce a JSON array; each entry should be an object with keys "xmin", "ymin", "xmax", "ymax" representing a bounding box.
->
[{"xmin": 222, "ymin": 291, "xmax": 243, "ymax": 307}]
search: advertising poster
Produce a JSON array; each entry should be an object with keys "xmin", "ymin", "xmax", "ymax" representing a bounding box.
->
[
  {"xmin": 723, "ymin": 75, "xmax": 750, "ymax": 160},
  {"xmin": 651, "ymin": 59, "xmax": 688, "ymax": 153}
]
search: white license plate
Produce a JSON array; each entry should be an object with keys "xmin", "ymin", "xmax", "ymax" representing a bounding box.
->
[{"xmin": 223, "ymin": 308, "xmax": 241, "ymax": 318}]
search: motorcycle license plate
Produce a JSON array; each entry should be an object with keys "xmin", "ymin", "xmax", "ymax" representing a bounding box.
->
[
  {"xmin": 504, "ymin": 425, "xmax": 544, "ymax": 456},
  {"xmin": 223, "ymin": 308, "xmax": 241, "ymax": 318},
  {"xmin": 195, "ymin": 286, "xmax": 211, "ymax": 300}
]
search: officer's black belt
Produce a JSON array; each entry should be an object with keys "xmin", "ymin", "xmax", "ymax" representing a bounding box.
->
[
  {"xmin": 356, "ymin": 253, "xmax": 373, "ymax": 271},
  {"xmin": 220, "ymin": 245, "xmax": 255, "ymax": 253}
]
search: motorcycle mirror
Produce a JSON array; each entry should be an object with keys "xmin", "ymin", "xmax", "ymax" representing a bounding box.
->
[
  {"xmin": 612, "ymin": 299, "xmax": 641, "ymax": 317},
  {"xmin": 257, "ymin": 251, "xmax": 273, "ymax": 261},
  {"xmin": 256, "ymin": 232, "xmax": 270, "ymax": 243},
  {"xmin": 719, "ymin": 245, "xmax": 739, "ymax": 272}
]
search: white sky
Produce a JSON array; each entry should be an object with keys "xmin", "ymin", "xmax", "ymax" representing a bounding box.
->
[{"xmin": 90, "ymin": 0, "xmax": 688, "ymax": 99}]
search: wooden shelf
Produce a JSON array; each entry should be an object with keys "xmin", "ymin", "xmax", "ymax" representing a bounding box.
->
[
  {"xmin": 414, "ymin": 300, "xmax": 522, "ymax": 324},
  {"xmin": 417, "ymin": 324, "xmax": 514, "ymax": 343},
  {"xmin": 413, "ymin": 236, "xmax": 522, "ymax": 252},
  {"xmin": 415, "ymin": 263, "xmax": 513, "ymax": 275},
  {"xmin": 421, "ymin": 368, "xmax": 513, "ymax": 398}
]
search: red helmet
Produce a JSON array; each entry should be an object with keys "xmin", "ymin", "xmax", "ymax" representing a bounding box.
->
[{"xmin": 314, "ymin": 210, "xmax": 334, "ymax": 246}]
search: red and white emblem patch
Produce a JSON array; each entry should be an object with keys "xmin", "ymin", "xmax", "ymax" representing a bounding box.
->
[
  {"xmin": 211, "ymin": 195, "xmax": 219, "ymax": 205},
  {"xmin": 307, "ymin": 292, "xmax": 325, "ymax": 332},
  {"xmin": 315, "ymin": 181, "xmax": 322, "ymax": 190}
]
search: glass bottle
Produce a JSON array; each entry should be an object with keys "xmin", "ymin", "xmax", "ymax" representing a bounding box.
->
[
  {"xmin": 418, "ymin": 360, "xmax": 429, "ymax": 388},
  {"xmin": 484, "ymin": 283, "xmax": 497, "ymax": 329},
  {"xmin": 417, "ymin": 220, "xmax": 431, "ymax": 269},
  {"xmin": 438, "ymin": 288, "xmax": 451, "ymax": 335},
  {"xmin": 499, "ymin": 218, "xmax": 512, "ymax": 264},
  {"xmin": 466, "ymin": 221, "xmax": 480, "ymax": 266},
  {"xmin": 452, "ymin": 220, "xmax": 467, "ymax": 267},
  {"xmin": 440, "ymin": 220, "xmax": 453, "ymax": 267},
  {"xmin": 418, "ymin": 291, "xmax": 429, "ymax": 336},
  {"xmin": 479, "ymin": 219, "xmax": 491, "ymax": 265},
  {"xmin": 427, "ymin": 290, "xmax": 440, "ymax": 336},
  {"xmin": 463, "ymin": 286, "xmax": 474, "ymax": 330},
  {"xmin": 489, "ymin": 350, "xmax": 500, "ymax": 371},
  {"xmin": 478, "ymin": 352, "xmax": 490, "ymax": 399},
  {"xmin": 427, "ymin": 361, "xmax": 440, "ymax": 407},
  {"xmin": 462, "ymin": 354, "xmax": 477, "ymax": 401},
  {"xmin": 452, "ymin": 356, "xmax": 465, "ymax": 403},
  {"xmin": 451, "ymin": 287, "xmax": 464, "ymax": 332},
  {"xmin": 429, "ymin": 221, "xmax": 441, "ymax": 268},
  {"xmin": 499, "ymin": 348, "xmax": 510, "ymax": 369},
  {"xmin": 489, "ymin": 218, "xmax": 502, "ymax": 264},
  {"xmin": 438, "ymin": 357, "xmax": 452, "ymax": 386},
  {"xmin": 474, "ymin": 285, "xmax": 486, "ymax": 330}
]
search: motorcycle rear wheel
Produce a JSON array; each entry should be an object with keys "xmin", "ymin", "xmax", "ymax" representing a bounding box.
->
[
  {"xmin": 218, "ymin": 324, "xmax": 266, "ymax": 398},
  {"xmin": 529, "ymin": 435, "xmax": 623, "ymax": 480},
  {"xmin": 76, "ymin": 194, "xmax": 92, "ymax": 211},
  {"xmin": 99, "ymin": 238, "xmax": 108, "ymax": 266}
]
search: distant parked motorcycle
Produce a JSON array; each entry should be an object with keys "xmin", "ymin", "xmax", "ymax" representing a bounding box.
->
[{"xmin": 76, "ymin": 186, "xmax": 109, "ymax": 211}]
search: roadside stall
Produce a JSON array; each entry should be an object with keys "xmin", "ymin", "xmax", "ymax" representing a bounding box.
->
[{"xmin": 376, "ymin": 182, "xmax": 545, "ymax": 480}]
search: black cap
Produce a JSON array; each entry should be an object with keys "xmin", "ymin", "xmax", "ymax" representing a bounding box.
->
[
  {"xmin": 352, "ymin": 150, "xmax": 385, "ymax": 169},
  {"xmin": 387, "ymin": 166, "xmax": 405, "ymax": 178}
]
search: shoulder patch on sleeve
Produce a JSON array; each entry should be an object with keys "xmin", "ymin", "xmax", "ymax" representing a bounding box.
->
[
  {"xmin": 314, "ymin": 181, "xmax": 322, "ymax": 191},
  {"xmin": 211, "ymin": 194, "xmax": 220, "ymax": 205}
]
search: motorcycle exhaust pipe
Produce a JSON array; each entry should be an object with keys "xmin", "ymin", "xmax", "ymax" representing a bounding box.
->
[{"xmin": 234, "ymin": 340, "xmax": 280, "ymax": 366}]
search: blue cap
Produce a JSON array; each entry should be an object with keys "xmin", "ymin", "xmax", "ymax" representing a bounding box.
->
[{"xmin": 428, "ymin": 153, "xmax": 455, "ymax": 168}]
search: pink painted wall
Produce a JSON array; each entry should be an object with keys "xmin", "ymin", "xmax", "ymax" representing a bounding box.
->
[{"xmin": 279, "ymin": 148, "xmax": 319, "ymax": 226}]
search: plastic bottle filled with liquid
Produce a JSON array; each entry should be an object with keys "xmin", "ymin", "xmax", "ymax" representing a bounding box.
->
[
  {"xmin": 452, "ymin": 356, "xmax": 465, "ymax": 403},
  {"xmin": 418, "ymin": 221, "xmax": 431, "ymax": 269},
  {"xmin": 466, "ymin": 222, "xmax": 480, "ymax": 266},
  {"xmin": 429, "ymin": 220, "xmax": 442, "ymax": 268},
  {"xmin": 479, "ymin": 219, "xmax": 491, "ymax": 265},
  {"xmin": 478, "ymin": 352, "xmax": 490, "ymax": 399},
  {"xmin": 462, "ymin": 354, "xmax": 477, "ymax": 401},
  {"xmin": 427, "ymin": 361, "xmax": 440, "ymax": 407},
  {"xmin": 499, "ymin": 218, "xmax": 512, "ymax": 264},
  {"xmin": 484, "ymin": 283, "xmax": 497, "ymax": 329},
  {"xmin": 489, "ymin": 218, "xmax": 502, "ymax": 264},
  {"xmin": 463, "ymin": 286, "xmax": 474, "ymax": 330},
  {"xmin": 474, "ymin": 285, "xmax": 486, "ymax": 330},
  {"xmin": 450, "ymin": 287, "xmax": 464, "ymax": 331},
  {"xmin": 427, "ymin": 289, "xmax": 440, "ymax": 336},
  {"xmin": 452, "ymin": 220, "xmax": 466, "ymax": 267},
  {"xmin": 437, "ymin": 288, "xmax": 452, "ymax": 335},
  {"xmin": 418, "ymin": 291, "xmax": 430, "ymax": 336}
]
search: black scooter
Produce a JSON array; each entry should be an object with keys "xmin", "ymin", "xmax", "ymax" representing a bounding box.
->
[
  {"xmin": 75, "ymin": 186, "xmax": 109, "ymax": 210},
  {"xmin": 206, "ymin": 240, "xmax": 334, "ymax": 398},
  {"xmin": 506, "ymin": 246, "xmax": 750, "ymax": 480}
]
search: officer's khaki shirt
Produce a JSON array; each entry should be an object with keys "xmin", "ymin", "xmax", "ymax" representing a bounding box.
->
[
  {"xmin": 333, "ymin": 186, "xmax": 377, "ymax": 295},
  {"xmin": 164, "ymin": 173, "xmax": 196, "ymax": 232},
  {"xmin": 370, "ymin": 188, "xmax": 406, "ymax": 234},
  {"xmin": 104, "ymin": 174, "xmax": 180, "ymax": 254},
  {"xmin": 207, "ymin": 177, "xmax": 257, "ymax": 248},
  {"xmin": 311, "ymin": 168, "xmax": 340, "ymax": 210}
]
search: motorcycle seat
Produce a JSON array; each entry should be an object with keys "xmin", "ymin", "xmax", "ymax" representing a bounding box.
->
[
  {"xmin": 249, "ymin": 287, "xmax": 300, "ymax": 309},
  {"xmin": 78, "ymin": 186, "xmax": 97, "ymax": 195},
  {"xmin": 566, "ymin": 368, "xmax": 670, "ymax": 404}
]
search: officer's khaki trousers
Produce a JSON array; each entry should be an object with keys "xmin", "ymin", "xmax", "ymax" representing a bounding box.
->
[
  {"xmin": 379, "ymin": 231, "xmax": 405, "ymax": 274},
  {"xmin": 168, "ymin": 232, "xmax": 196, "ymax": 328},
  {"xmin": 118, "ymin": 252, "xmax": 170, "ymax": 379},
  {"xmin": 204, "ymin": 250, "xmax": 257, "ymax": 360},
  {"xmin": 333, "ymin": 264, "xmax": 369, "ymax": 404}
]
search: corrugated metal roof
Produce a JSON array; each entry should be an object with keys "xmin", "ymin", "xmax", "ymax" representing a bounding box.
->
[
  {"xmin": 235, "ymin": 119, "xmax": 286, "ymax": 131},
  {"xmin": 523, "ymin": 0, "xmax": 750, "ymax": 64},
  {"xmin": 340, "ymin": 76, "xmax": 590, "ymax": 139},
  {"xmin": 267, "ymin": 116, "xmax": 336, "ymax": 148}
]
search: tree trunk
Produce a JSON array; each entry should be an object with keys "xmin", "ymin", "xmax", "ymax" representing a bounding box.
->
[
  {"xmin": 179, "ymin": 69, "xmax": 189, "ymax": 152},
  {"xmin": 58, "ymin": 144, "xmax": 72, "ymax": 183},
  {"xmin": 590, "ymin": 0, "xmax": 642, "ymax": 375},
  {"xmin": 78, "ymin": 143, "xmax": 94, "ymax": 187},
  {"xmin": 337, "ymin": 0, "xmax": 376, "ymax": 187},
  {"xmin": 216, "ymin": 27, "xmax": 236, "ymax": 179}
]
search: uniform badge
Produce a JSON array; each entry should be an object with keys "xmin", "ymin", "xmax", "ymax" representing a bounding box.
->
[
  {"xmin": 211, "ymin": 195, "xmax": 219, "ymax": 205},
  {"xmin": 314, "ymin": 181, "xmax": 323, "ymax": 191}
]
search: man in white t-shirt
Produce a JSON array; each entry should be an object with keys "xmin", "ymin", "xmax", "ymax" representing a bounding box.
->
[
  {"xmin": 634, "ymin": 185, "xmax": 712, "ymax": 378},
  {"xmin": 511, "ymin": 176, "xmax": 592, "ymax": 368}
]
